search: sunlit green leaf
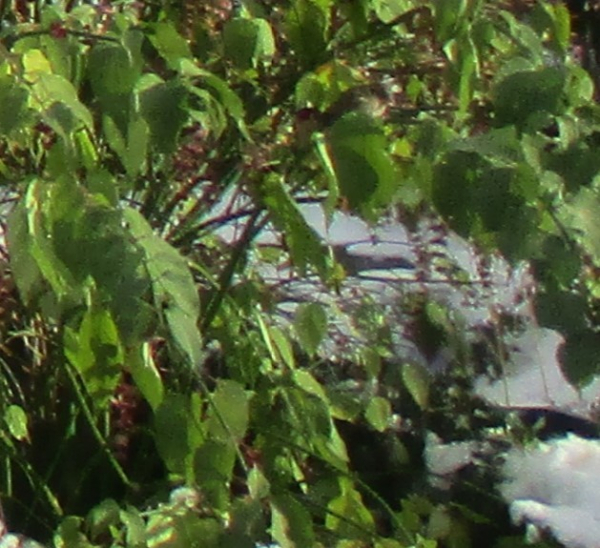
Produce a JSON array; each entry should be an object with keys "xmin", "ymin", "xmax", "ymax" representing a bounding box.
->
[
  {"xmin": 147, "ymin": 21, "xmax": 192, "ymax": 69},
  {"xmin": 248, "ymin": 466, "xmax": 270, "ymax": 500},
  {"xmin": 559, "ymin": 186, "xmax": 600, "ymax": 265},
  {"xmin": 22, "ymin": 48, "xmax": 52, "ymax": 81},
  {"xmin": 5, "ymin": 405, "xmax": 29, "ymax": 442},
  {"xmin": 271, "ymin": 493, "xmax": 315, "ymax": 548},
  {"xmin": 364, "ymin": 396, "xmax": 391, "ymax": 433},
  {"xmin": 402, "ymin": 363, "xmax": 430, "ymax": 410},
  {"xmin": 129, "ymin": 344, "xmax": 164, "ymax": 411},
  {"xmin": 206, "ymin": 379, "xmax": 249, "ymax": 442},
  {"xmin": 7, "ymin": 179, "xmax": 78, "ymax": 307},
  {"xmin": 326, "ymin": 478, "xmax": 375, "ymax": 540},
  {"xmin": 372, "ymin": 0, "xmax": 412, "ymax": 24},
  {"xmin": 270, "ymin": 326, "xmax": 296, "ymax": 369},
  {"xmin": 293, "ymin": 370, "xmax": 328, "ymax": 402},
  {"xmin": 120, "ymin": 505, "xmax": 147, "ymax": 547},
  {"xmin": 64, "ymin": 299, "xmax": 124, "ymax": 406}
]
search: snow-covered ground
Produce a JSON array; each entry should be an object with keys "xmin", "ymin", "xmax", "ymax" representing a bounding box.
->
[
  {"xmin": 502, "ymin": 435, "xmax": 600, "ymax": 548},
  {"xmin": 209, "ymin": 194, "xmax": 600, "ymax": 423}
]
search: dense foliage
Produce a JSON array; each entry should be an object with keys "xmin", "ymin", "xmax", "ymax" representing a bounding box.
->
[{"xmin": 0, "ymin": 0, "xmax": 599, "ymax": 546}]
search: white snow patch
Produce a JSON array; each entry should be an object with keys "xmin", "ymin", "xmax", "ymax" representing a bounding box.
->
[{"xmin": 501, "ymin": 434, "xmax": 600, "ymax": 548}]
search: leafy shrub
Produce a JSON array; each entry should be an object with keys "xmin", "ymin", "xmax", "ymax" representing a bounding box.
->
[{"xmin": 0, "ymin": 1, "xmax": 597, "ymax": 547}]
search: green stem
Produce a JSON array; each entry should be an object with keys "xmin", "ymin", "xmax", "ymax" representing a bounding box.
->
[
  {"xmin": 62, "ymin": 362, "xmax": 133, "ymax": 489},
  {"xmin": 200, "ymin": 209, "xmax": 267, "ymax": 334}
]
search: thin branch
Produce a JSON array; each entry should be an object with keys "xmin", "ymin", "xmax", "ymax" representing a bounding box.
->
[{"xmin": 200, "ymin": 209, "xmax": 268, "ymax": 334}]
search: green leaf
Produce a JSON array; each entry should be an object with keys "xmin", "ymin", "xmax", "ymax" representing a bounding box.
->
[
  {"xmin": 535, "ymin": 286, "xmax": 589, "ymax": 335},
  {"xmin": 88, "ymin": 42, "xmax": 139, "ymax": 97},
  {"xmin": 535, "ymin": 235, "xmax": 581, "ymax": 288},
  {"xmin": 560, "ymin": 329, "xmax": 600, "ymax": 385},
  {"xmin": 206, "ymin": 379, "xmax": 249, "ymax": 442},
  {"xmin": 326, "ymin": 113, "xmax": 398, "ymax": 217},
  {"xmin": 552, "ymin": 2, "xmax": 571, "ymax": 52},
  {"xmin": 147, "ymin": 21, "xmax": 192, "ymax": 69},
  {"xmin": 326, "ymin": 478, "xmax": 375, "ymax": 540},
  {"xmin": 293, "ymin": 370, "xmax": 328, "ymax": 402},
  {"xmin": 565, "ymin": 65, "xmax": 594, "ymax": 107},
  {"xmin": 102, "ymin": 114, "xmax": 126, "ymax": 158},
  {"xmin": 189, "ymin": 88, "xmax": 228, "ymax": 139},
  {"xmin": 74, "ymin": 129, "xmax": 98, "ymax": 171},
  {"xmin": 281, "ymin": 384, "xmax": 332, "ymax": 450},
  {"xmin": 31, "ymin": 72, "xmax": 93, "ymax": 133},
  {"xmin": 193, "ymin": 439, "xmax": 236, "ymax": 510},
  {"xmin": 372, "ymin": 0, "xmax": 412, "ymax": 23},
  {"xmin": 163, "ymin": 305, "xmax": 204, "ymax": 369},
  {"xmin": 448, "ymin": 126, "xmax": 522, "ymax": 166},
  {"xmin": 223, "ymin": 18, "xmax": 275, "ymax": 70},
  {"xmin": 285, "ymin": 0, "xmax": 329, "ymax": 68},
  {"xmin": 260, "ymin": 174, "xmax": 329, "ymax": 279},
  {"xmin": 22, "ymin": 48, "xmax": 53, "ymax": 79},
  {"xmin": 294, "ymin": 302, "xmax": 327, "ymax": 356},
  {"xmin": 6, "ymin": 189, "xmax": 46, "ymax": 306},
  {"xmin": 454, "ymin": 35, "xmax": 477, "ymax": 115},
  {"xmin": 270, "ymin": 493, "xmax": 315, "ymax": 548},
  {"xmin": 40, "ymin": 30, "xmax": 82, "ymax": 82},
  {"xmin": 248, "ymin": 466, "xmax": 270, "ymax": 500},
  {"xmin": 270, "ymin": 326, "xmax": 296, "ymax": 369},
  {"xmin": 7, "ymin": 179, "xmax": 78, "ymax": 308},
  {"xmin": 86, "ymin": 498, "xmax": 121, "ymax": 541},
  {"xmin": 295, "ymin": 60, "xmax": 360, "ymax": 115},
  {"xmin": 64, "ymin": 299, "xmax": 124, "ymax": 406},
  {"xmin": 0, "ymin": 75, "xmax": 29, "ymax": 134},
  {"xmin": 434, "ymin": 0, "xmax": 467, "ymax": 44},
  {"xmin": 24, "ymin": 178, "xmax": 152, "ymax": 340},
  {"xmin": 123, "ymin": 115, "xmax": 149, "ymax": 177},
  {"xmin": 5, "ymin": 404, "xmax": 29, "ymax": 441},
  {"xmin": 558, "ymin": 187, "xmax": 600, "ymax": 265},
  {"xmin": 402, "ymin": 363, "xmax": 430, "ymax": 410},
  {"xmin": 364, "ymin": 396, "xmax": 391, "ymax": 433},
  {"xmin": 120, "ymin": 506, "xmax": 147, "ymax": 548},
  {"xmin": 138, "ymin": 78, "xmax": 188, "ymax": 153},
  {"xmin": 124, "ymin": 207, "xmax": 202, "ymax": 367},
  {"xmin": 154, "ymin": 394, "xmax": 195, "ymax": 475},
  {"xmin": 497, "ymin": 10, "xmax": 547, "ymax": 65},
  {"xmin": 129, "ymin": 344, "xmax": 164, "ymax": 411},
  {"xmin": 493, "ymin": 67, "xmax": 566, "ymax": 131},
  {"xmin": 54, "ymin": 516, "xmax": 95, "ymax": 548},
  {"xmin": 172, "ymin": 515, "xmax": 222, "ymax": 548},
  {"xmin": 145, "ymin": 512, "xmax": 178, "ymax": 548},
  {"xmin": 224, "ymin": 498, "xmax": 268, "ymax": 548},
  {"xmin": 179, "ymin": 60, "xmax": 249, "ymax": 139}
]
